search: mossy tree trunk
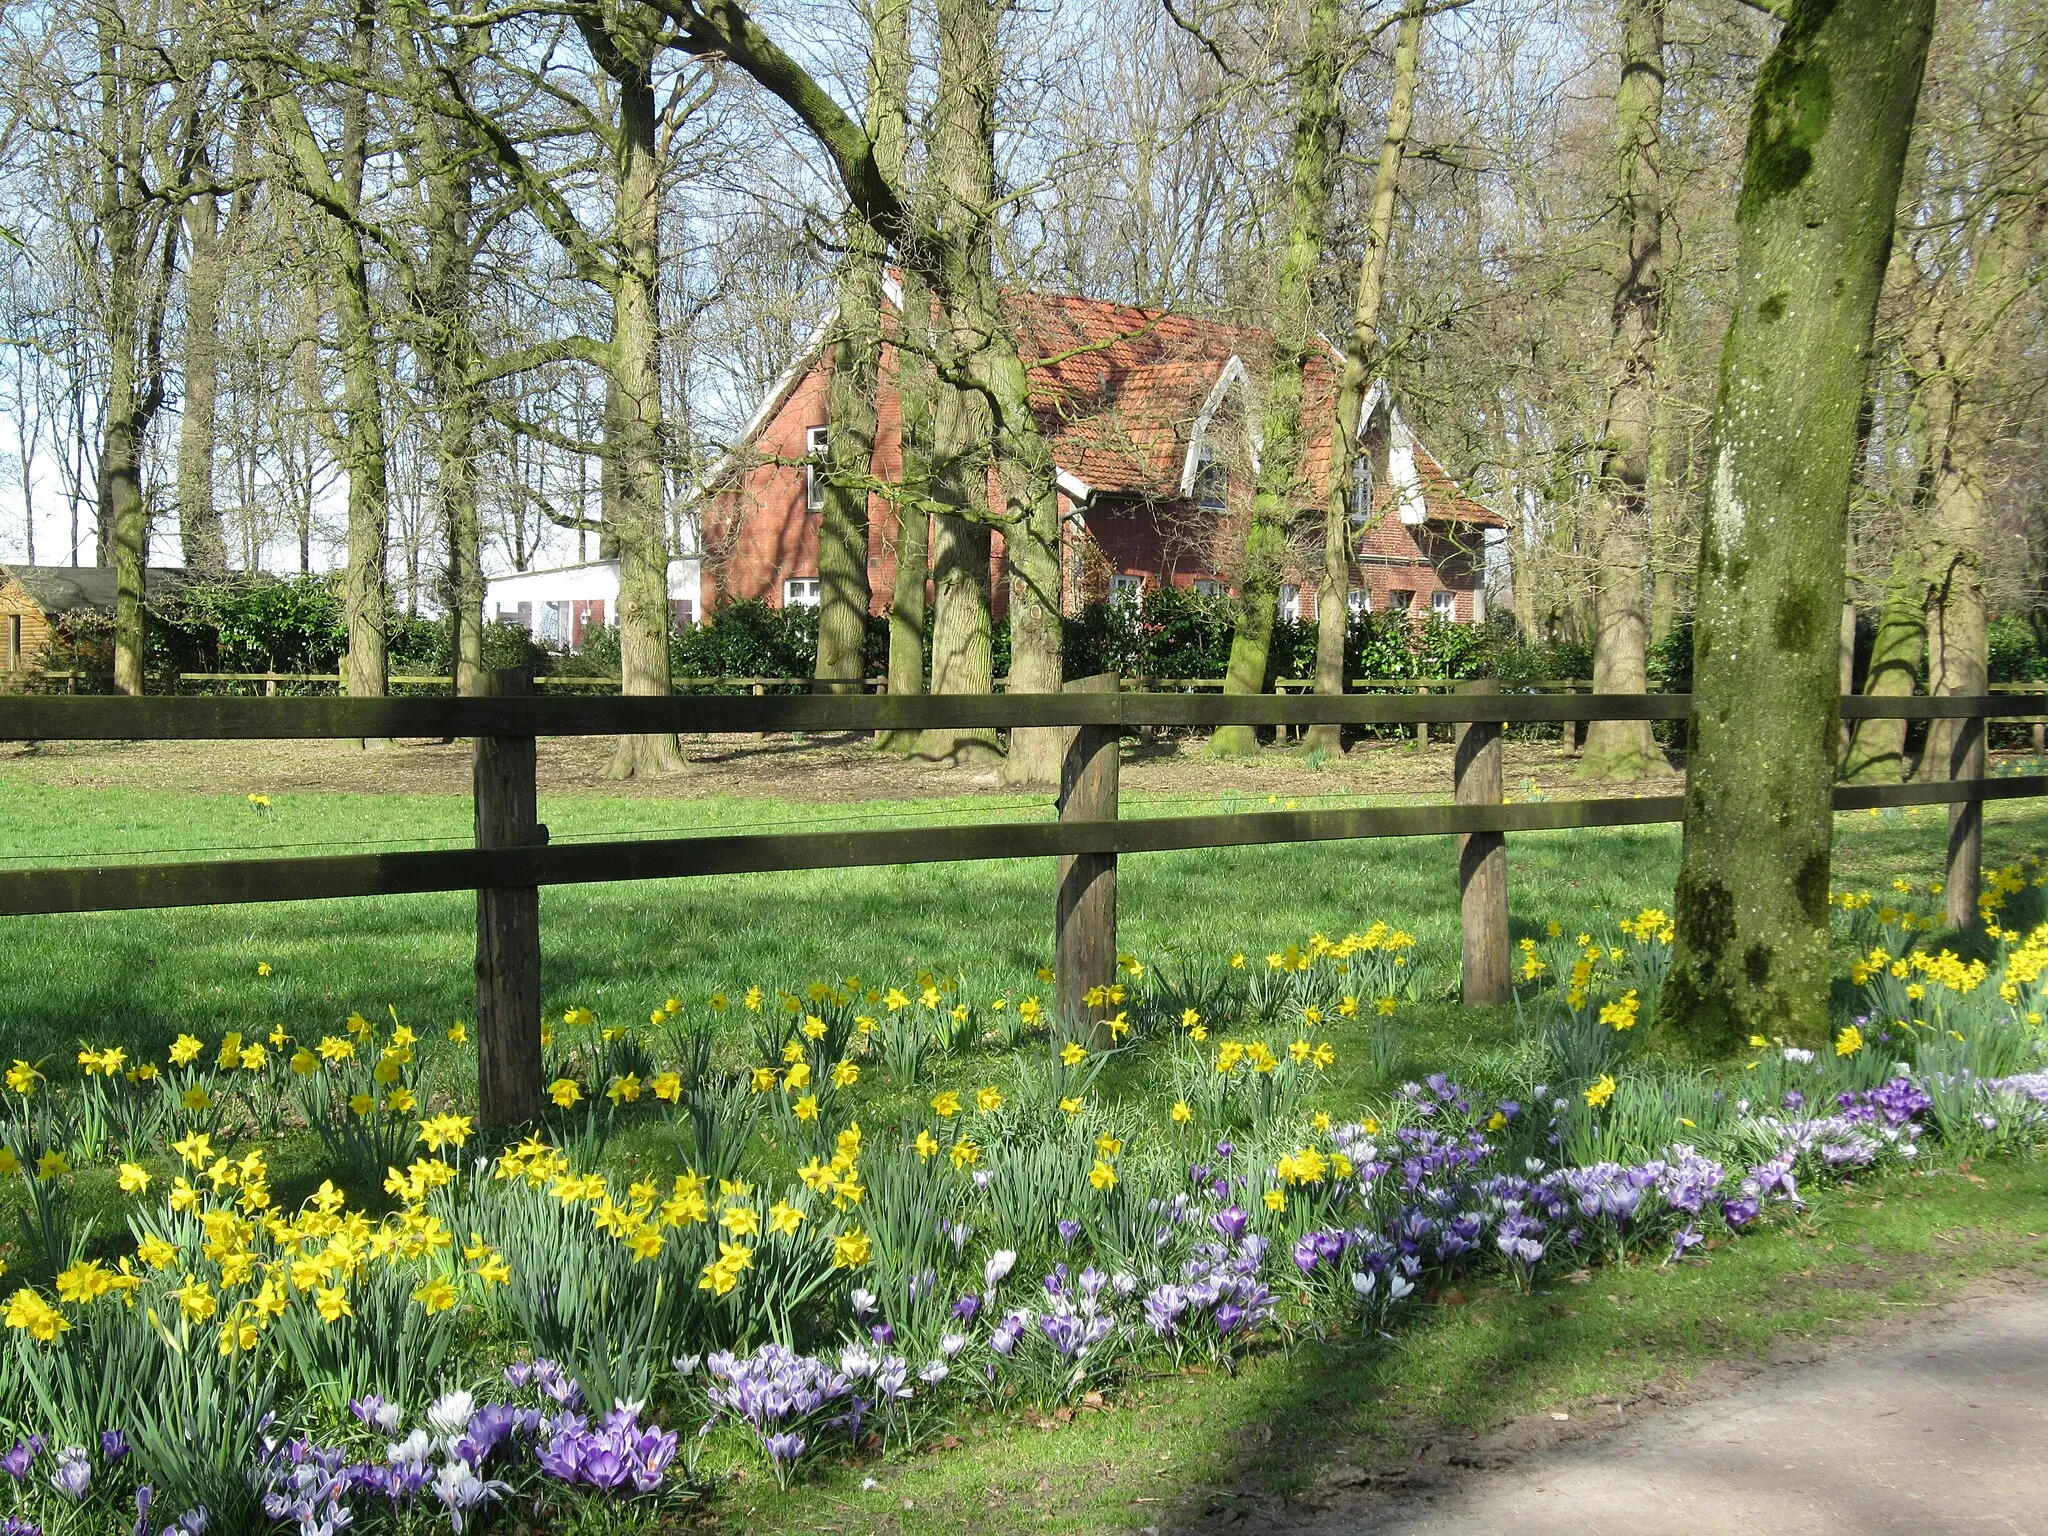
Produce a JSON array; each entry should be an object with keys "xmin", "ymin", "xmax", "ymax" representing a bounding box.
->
[
  {"xmin": 879, "ymin": 267, "xmax": 937, "ymax": 753},
  {"xmin": 582, "ymin": 12, "xmax": 683, "ymax": 778},
  {"xmin": 175, "ymin": 121, "xmax": 227, "ymax": 578},
  {"xmin": 1215, "ymin": 0, "xmax": 1341, "ymax": 758},
  {"xmin": 1661, "ymin": 0, "xmax": 1936, "ymax": 1056},
  {"xmin": 267, "ymin": 0, "xmax": 391, "ymax": 736},
  {"xmin": 1305, "ymin": 0, "xmax": 1423, "ymax": 758},
  {"xmin": 94, "ymin": 17, "xmax": 179, "ymax": 698},
  {"xmin": 1842, "ymin": 538, "xmax": 1923, "ymax": 782},
  {"xmin": 813, "ymin": 0, "xmax": 909, "ymax": 694},
  {"xmin": 1579, "ymin": 0, "xmax": 1671, "ymax": 781},
  {"xmin": 1908, "ymin": 188, "xmax": 2045, "ymax": 784}
]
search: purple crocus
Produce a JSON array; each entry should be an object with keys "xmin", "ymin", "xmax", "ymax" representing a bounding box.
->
[
  {"xmin": 0, "ymin": 1438, "xmax": 43, "ymax": 1481},
  {"xmin": 1057, "ymin": 1219, "xmax": 1082, "ymax": 1247},
  {"xmin": 47, "ymin": 1446, "xmax": 91, "ymax": 1501}
]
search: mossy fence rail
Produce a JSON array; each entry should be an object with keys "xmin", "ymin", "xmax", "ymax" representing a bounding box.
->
[{"xmin": 0, "ymin": 679, "xmax": 2042, "ymax": 1124}]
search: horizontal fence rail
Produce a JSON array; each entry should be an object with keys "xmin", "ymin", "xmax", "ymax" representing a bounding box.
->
[
  {"xmin": 4, "ymin": 690, "xmax": 2046, "ymax": 743},
  {"xmin": 4, "ymin": 776, "xmax": 2042, "ymax": 920},
  {"xmin": 4, "ymin": 678, "xmax": 2040, "ymax": 1122}
]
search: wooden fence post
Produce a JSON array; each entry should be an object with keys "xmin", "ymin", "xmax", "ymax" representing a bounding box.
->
[
  {"xmin": 1455, "ymin": 678, "xmax": 1509, "ymax": 1006},
  {"xmin": 1946, "ymin": 707, "xmax": 1985, "ymax": 931},
  {"xmin": 1057, "ymin": 672, "xmax": 1119, "ymax": 1048},
  {"xmin": 474, "ymin": 666, "xmax": 545, "ymax": 1126},
  {"xmin": 1413, "ymin": 683, "xmax": 1429, "ymax": 749}
]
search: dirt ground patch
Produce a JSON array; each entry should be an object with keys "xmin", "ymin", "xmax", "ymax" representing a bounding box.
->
[{"xmin": 1, "ymin": 731, "xmax": 1689, "ymax": 805}]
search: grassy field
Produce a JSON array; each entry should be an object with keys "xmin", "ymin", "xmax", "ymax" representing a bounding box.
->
[{"xmin": 3, "ymin": 769, "xmax": 2046, "ymax": 1074}]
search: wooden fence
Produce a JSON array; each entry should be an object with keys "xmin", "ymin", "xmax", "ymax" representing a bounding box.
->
[{"xmin": 1, "ymin": 680, "xmax": 2043, "ymax": 1124}]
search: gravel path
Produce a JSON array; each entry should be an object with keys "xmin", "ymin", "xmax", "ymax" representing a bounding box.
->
[{"xmin": 1293, "ymin": 1289, "xmax": 2048, "ymax": 1535}]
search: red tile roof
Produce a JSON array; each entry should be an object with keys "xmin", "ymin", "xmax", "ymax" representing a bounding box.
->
[{"xmin": 1004, "ymin": 290, "xmax": 1503, "ymax": 527}]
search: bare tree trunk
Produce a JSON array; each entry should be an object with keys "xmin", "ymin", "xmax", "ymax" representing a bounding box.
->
[
  {"xmin": 1663, "ymin": 0, "xmax": 1936, "ymax": 1055},
  {"xmin": 94, "ymin": 19, "xmax": 176, "ymax": 698},
  {"xmin": 176, "ymin": 170, "xmax": 226, "ymax": 575},
  {"xmin": 919, "ymin": 378, "xmax": 999, "ymax": 765},
  {"xmin": 1842, "ymin": 541, "xmax": 1923, "ymax": 781},
  {"xmin": 1306, "ymin": 0, "xmax": 1423, "ymax": 757},
  {"xmin": 263, "ymin": 0, "xmax": 394, "ymax": 735},
  {"xmin": 337, "ymin": 4, "xmax": 391, "ymax": 740},
  {"xmin": 1215, "ymin": 0, "xmax": 1340, "ymax": 756},
  {"xmin": 878, "ymin": 267, "xmax": 936, "ymax": 751},
  {"xmin": 590, "ymin": 18, "xmax": 683, "ymax": 777},
  {"xmin": 814, "ymin": 0, "xmax": 909, "ymax": 693},
  {"xmin": 1579, "ymin": 0, "xmax": 1671, "ymax": 781},
  {"xmin": 1912, "ymin": 190, "xmax": 2046, "ymax": 784},
  {"xmin": 408, "ymin": 31, "xmax": 486, "ymax": 698}
]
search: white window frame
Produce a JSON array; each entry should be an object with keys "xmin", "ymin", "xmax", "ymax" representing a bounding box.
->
[
  {"xmin": 1348, "ymin": 588, "xmax": 1367, "ymax": 617},
  {"xmin": 1390, "ymin": 588, "xmax": 1415, "ymax": 613},
  {"xmin": 784, "ymin": 578, "xmax": 821, "ymax": 608},
  {"xmin": 1278, "ymin": 583, "xmax": 1301, "ymax": 622},
  {"xmin": 1110, "ymin": 573, "xmax": 1143, "ymax": 606},
  {"xmin": 804, "ymin": 425, "xmax": 830, "ymax": 512},
  {"xmin": 1192, "ymin": 579, "xmax": 1225, "ymax": 599},
  {"xmin": 1431, "ymin": 590, "xmax": 1456, "ymax": 620}
]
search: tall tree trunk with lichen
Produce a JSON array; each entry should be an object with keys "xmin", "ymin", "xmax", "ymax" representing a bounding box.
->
[
  {"xmin": 1579, "ymin": 0, "xmax": 1671, "ymax": 781},
  {"xmin": 1215, "ymin": 0, "xmax": 1341, "ymax": 757},
  {"xmin": 176, "ymin": 165, "xmax": 226, "ymax": 576},
  {"xmin": 1910, "ymin": 188, "xmax": 2045, "ymax": 786},
  {"xmin": 919, "ymin": 0, "xmax": 1063, "ymax": 778},
  {"xmin": 94, "ymin": 18, "xmax": 176, "ymax": 697},
  {"xmin": 584, "ymin": 12, "xmax": 682, "ymax": 778},
  {"xmin": 814, "ymin": 0, "xmax": 910, "ymax": 694},
  {"xmin": 1306, "ymin": 0, "xmax": 1423, "ymax": 757},
  {"xmin": 879, "ymin": 266, "xmax": 937, "ymax": 751},
  {"xmin": 419, "ymin": 100, "xmax": 484, "ymax": 697},
  {"xmin": 921, "ymin": 381, "xmax": 998, "ymax": 764},
  {"xmin": 332, "ymin": 0, "xmax": 391, "ymax": 732},
  {"xmin": 1661, "ymin": 0, "xmax": 1936, "ymax": 1056},
  {"xmin": 1842, "ymin": 533, "xmax": 1924, "ymax": 781}
]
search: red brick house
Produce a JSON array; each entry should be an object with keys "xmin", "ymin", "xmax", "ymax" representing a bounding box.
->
[{"xmin": 694, "ymin": 284, "xmax": 1504, "ymax": 624}]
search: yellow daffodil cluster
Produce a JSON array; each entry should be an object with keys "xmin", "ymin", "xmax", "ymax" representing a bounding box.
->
[
  {"xmin": 1617, "ymin": 908, "xmax": 1674, "ymax": 945},
  {"xmin": 5, "ymin": 1122, "xmax": 505, "ymax": 1359},
  {"xmin": 1597, "ymin": 989, "xmax": 1641, "ymax": 1031}
]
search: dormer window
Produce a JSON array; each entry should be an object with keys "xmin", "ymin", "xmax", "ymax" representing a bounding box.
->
[
  {"xmin": 1193, "ymin": 447, "xmax": 1228, "ymax": 511},
  {"xmin": 805, "ymin": 424, "xmax": 830, "ymax": 512}
]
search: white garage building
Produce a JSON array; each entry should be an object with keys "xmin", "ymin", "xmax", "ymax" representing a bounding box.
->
[{"xmin": 484, "ymin": 556, "xmax": 701, "ymax": 652}]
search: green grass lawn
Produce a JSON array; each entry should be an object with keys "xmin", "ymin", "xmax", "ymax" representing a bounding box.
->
[{"xmin": 3, "ymin": 772, "xmax": 2044, "ymax": 1074}]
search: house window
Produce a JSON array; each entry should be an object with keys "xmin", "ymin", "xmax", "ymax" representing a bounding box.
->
[
  {"xmin": 804, "ymin": 425, "xmax": 830, "ymax": 512},
  {"xmin": 1349, "ymin": 454, "xmax": 1372, "ymax": 522},
  {"xmin": 1278, "ymin": 583, "xmax": 1301, "ymax": 622},
  {"xmin": 1390, "ymin": 589, "xmax": 1414, "ymax": 612},
  {"xmin": 669, "ymin": 598, "xmax": 695, "ymax": 629},
  {"xmin": 1193, "ymin": 447, "xmax": 1228, "ymax": 511},
  {"xmin": 784, "ymin": 578, "xmax": 821, "ymax": 607},
  {"xmin": 1347, "ymin": 588, "xmax": 1367, "ymax": 617},
  {"xmin": 1110, "ymin": 574, "xmax": 1142, "ymax": 606},
  {"xmin": 537, "ymin": 602, "xmax": 563, "ymax": 645},
  {"xmin": 1432, "ymin": 590, "xmax": 1456, "ymax": 620},
  {"xmin": 1192, "ymin": 579, "xmax": 1225, "ymax": 599}
]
